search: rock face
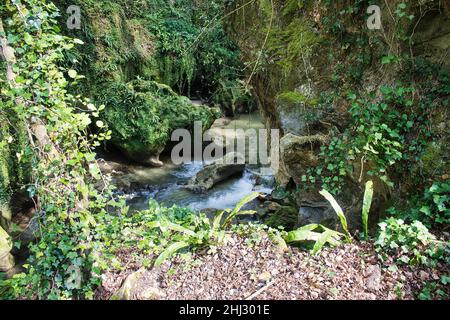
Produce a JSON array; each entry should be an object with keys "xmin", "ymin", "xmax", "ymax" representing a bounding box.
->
[
  {"xmin": 0, "ymin": 225, "xmax": 14, "ymax": 272},
  {"xmin": 278, "ymin": 133, "xmax": 329, "ymax": 186},
  {"xmin": 187, "ymin": 152, "xmax": 245, "ymax": 193},
  {"xmin": 120, "ymin": 148, "xmax": 165, "ymax": 167},
  {"xmin": 0, "ymin": 204, "xmax": 11, "ymax": 232},
  {"xmin": 111, "ymin": 268, "xmax": 165, "ymax": 300},
  {"xmin": 297, "ymin": 204, "xmax": 337, "ymax": 228},
  {"xmin": 226, "ymin": 1, "xmax": 449, "ymax": 230}
]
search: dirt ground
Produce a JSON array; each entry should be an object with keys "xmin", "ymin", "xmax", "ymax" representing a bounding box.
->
[{"xmin": 96, "ymin": 233, "xmax": 449, "ymax": 300}]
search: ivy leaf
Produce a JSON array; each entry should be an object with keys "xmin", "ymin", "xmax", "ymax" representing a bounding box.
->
[{"xmin": 68, "ymin": 69, "xmax": 78, "ymax": 78}]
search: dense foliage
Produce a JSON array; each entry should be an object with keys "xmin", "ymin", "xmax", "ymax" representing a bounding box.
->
[{"xmin": 0, "ymin": 0, "xmax": 448, "ymax": 301}]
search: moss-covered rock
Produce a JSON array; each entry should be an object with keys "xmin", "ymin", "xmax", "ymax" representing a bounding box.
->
[
  {"xmin": 265, "ymin": 205, "xmax": 298, "ymax": 231},
  {"xmin": 52, "ymin": 0, "xmax": 251, "ymax": 162},
  {"xmin": 98, "ymin": 80, "xmax": 217, "ymax": 165}
]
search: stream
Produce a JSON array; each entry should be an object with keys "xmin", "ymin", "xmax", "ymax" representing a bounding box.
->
[
  {"xmin": 108, "ymin": 113, "xmax": 275, "ymax": 213},
  {"xmin": 122, "ymin": 164, "xmax": 274, "ymax": 212}
]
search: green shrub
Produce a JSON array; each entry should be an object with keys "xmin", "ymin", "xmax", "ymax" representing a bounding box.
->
[
  {"xmin": 375, "ymin": 218, "xmax": 447, "ymax": 266},
  {"xmin": 97, "ymin": 79, "xmax": 217, "ymax": 159},
  {"xmin": 285, "ymin": 224, "xmax": 344, "ymax": 255},
  {"xmin": 388, "ymin": 181, "xmax": 450, "ymax": 228},
  {"xmin": 419, "ymin": 182, "xmax": 450, "ymax": 225}
]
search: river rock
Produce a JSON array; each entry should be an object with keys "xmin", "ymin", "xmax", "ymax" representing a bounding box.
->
[
  {"xmin": 297, "ymin": 203, "xmax": 337, "ymax": 229},
  {"xmin": 111, "ymin": 268, "xmax": 165, "ymax": 300},
  {"xmin": 0, "ymin": 225, "xmax": 14, "ymax": 272},
  {"xmin": 187, "ymin": 152, "xmax": 245, "ymax": 193},
  {"xmin": 266, "ymin": 205, "xmax": 298, "ymax": 230}
]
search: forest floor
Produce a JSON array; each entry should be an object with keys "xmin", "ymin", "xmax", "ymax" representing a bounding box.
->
[{"xmin": 96, "ymin": 233, "xmax": 449, "ymax": 300}]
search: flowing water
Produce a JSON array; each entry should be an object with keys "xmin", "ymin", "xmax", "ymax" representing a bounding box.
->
[
  {"xmin": 113, "ymin": 112, "xmax": 275, "ymax": 212},
  {"xmin": 123, "ymin": 164, "xmax": 273, "ymax": 212}
]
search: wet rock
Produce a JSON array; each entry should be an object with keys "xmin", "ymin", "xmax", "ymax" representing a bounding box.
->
[
  {"xmin": 97, "ymin": 159, "xmax": 129, "ymax": 175},
  {"xmin": 111, "ymin": 268, "xmax": 166, "ymax": 300},
  {"xmin": 203, "ymin": 114, "xmax": 265, "ymax": 163},
  {"xmin": 0, "ymin": 225, "xmax": 14, "ymax": 272},
  {"xmin": 127, "ymin": 153, "xmax": 164, "ymax": 167},
  {"xmin": 11, "ymin": 208, "xmax": 39, "ymax": 246},
  {"xmin": 297, "ymin": 203, "xmax": 336, "ymax": 229},
  {"xmin": 266, "ymin": 206, "xmax": 298, "ymax": 230},
  {"xmin": 117, "ymin": 142, "xmax": 165, "ymax": 167},
  {"xmin": 187, "ymin": 152, "xmax": 245, "ymax": 193}
]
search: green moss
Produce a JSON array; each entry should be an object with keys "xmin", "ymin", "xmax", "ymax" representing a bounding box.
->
[
  {"xmin": 420, "ymin": 142, "xmax": 448, "ymax": 177},
  {"xmin": 277, "ymin": 91, "xmax": 319, "ymax": 107},
  {"xmin": 98, "ymin": 80, "xmax": 217, "ymax": 161},
  {"xmin": 265, "ymin": 206, "xmax": 298, "ymax": 231},
  {"xmin": 51, "ymin": 0, "xmax": 248, "ymax": 159},
  {"xmin": 266, "ymin": 17, "xmax": 322, "ymax": 74}
]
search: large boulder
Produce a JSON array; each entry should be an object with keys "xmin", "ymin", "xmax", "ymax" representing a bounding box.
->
[
  {"xmin": 99, "ymin": 80, "xmax": 217, "ymax": 167},
  {"xmin": 297, "ymin": 203, "xmax": 337, "ymax": 229},
  {"xmin": 277, "ymin": 133, "xmax": 329, "ymax": 186},
  {"xmin": 203, "ymin": 113, "xmax": 266, "ymax": 165},
  {"xmin": 187, "ymin": 152, "xmax": 245, "ymax": 193},
  {"xmin": 118, "ymin": 144, "xmax": 165, "ymax": 167},
  {"xmin": 0, "ymin": 225, "xmax": 14, "ymax": 272}
]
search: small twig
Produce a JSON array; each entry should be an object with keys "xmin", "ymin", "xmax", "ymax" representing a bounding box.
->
[{"xmin": 245, "ymin": 280, "xmax": 276, "ymax": 300}]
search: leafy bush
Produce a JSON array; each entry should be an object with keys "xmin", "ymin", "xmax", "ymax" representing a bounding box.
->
[
  {"xmin": 151, "ymin": 192, "xmax": 260, "ymax": 266},
  {"xmin": 375, "ymin": 218, "xmax": 447, "ymax": 266},
  {"xmin": 97, "ymin": 79, "xmax": 217, "ymax": 160},
  {"xmin": 0, "ymin": 0, "xmax": 111, "ymax": 299},
  {"xmin": 387, "ymin": 181, "xmax": 450, "ymax": 228},
  {"xmin": 419, "ymin": 182, "xmax": 449, "ymax": 226},
  {"xmin": 285, "ymin": 224, "xmax": 344, "ymax": 255},
  {"xmin": 57, "ymin": 0, "xmax": 249, "ymax": 112}
]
